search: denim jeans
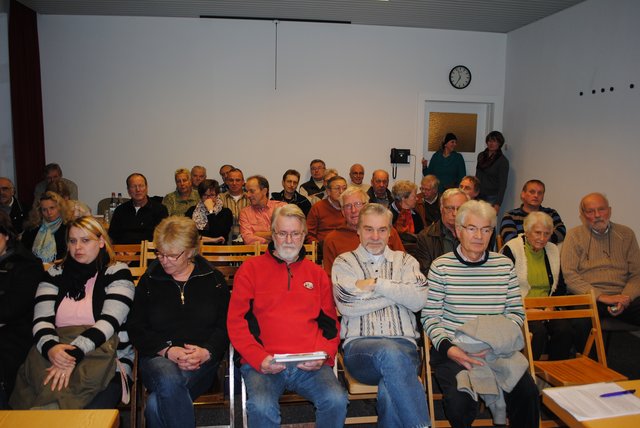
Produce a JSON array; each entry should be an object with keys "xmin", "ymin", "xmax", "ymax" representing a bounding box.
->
[
  {"xmin": 343, "ymin": 337, "xmax": 430, "ymax": 428},
  {"xmin": 241, "ymin": 363, "xmax": 347, "ymax": 428},
  {"xmin": 140, "ymin": 356, "xmax": 219, "ymax": 428}
]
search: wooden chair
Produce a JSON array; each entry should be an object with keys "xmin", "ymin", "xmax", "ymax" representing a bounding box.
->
[
  {"xmin": 524, "ymin": 292, "xmax": 628, "ymax": 387},
  {"xmin": 113, "ymin": 243, "xmax": 144, "ymax": 266},
  {"xmin": 141, "ymin": 240, "xmax": 156, "ymax": 268},
  {"xmin": 425, "ymin": 325, "xmax": 536, "ymax": 427},
  {"xmin": 336, "ymin": 350, "xmax": 382, "ymax": 425},
  {"xmin": 129, "ymin": 266, "xmax": 146, "ymax": 285},
  {"xmin": 257, "ymin": 241, "xmax": 317, "ymax": 263},
  {"xmin": 199, "ymin": 242, "xmax": 258, "ymax": 288}
]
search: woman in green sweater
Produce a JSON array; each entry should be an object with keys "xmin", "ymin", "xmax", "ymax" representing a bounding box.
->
[{"xmin": 422, "ymin": 133, "xmax": 466, "ymax": 193}]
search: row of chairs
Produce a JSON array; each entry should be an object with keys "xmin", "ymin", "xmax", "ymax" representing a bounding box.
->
[{"xmin": 116, "ymin": 240, "xmax": 317, "ymax": 287}]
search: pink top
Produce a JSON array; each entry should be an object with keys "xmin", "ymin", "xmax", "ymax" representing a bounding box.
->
[
  {"xmin": 56, "ymin": 273, "xmax": 97, "ymax": 327},
  {"xmin": 239, "ymin": 200, "xmax": 286, "ymax": 244}
]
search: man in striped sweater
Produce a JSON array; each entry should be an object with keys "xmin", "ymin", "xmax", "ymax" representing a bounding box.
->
[
  {"xmin": 422, "ymin": 200, "xmax": 539, "ymax": 428},
  {"xmin": 333, "ymin": 203, "xmax": 430, "ymax": 427}
]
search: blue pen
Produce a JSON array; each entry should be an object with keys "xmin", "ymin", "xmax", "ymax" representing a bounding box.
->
[{"xmin": 600, "ymin": 389, "xmax": 636, "ymax": 398}]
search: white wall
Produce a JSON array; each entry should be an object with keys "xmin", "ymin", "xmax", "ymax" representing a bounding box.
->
[
  {"xmin": 36, "ymin": 15, "xmax": 506, "ymax": 211},
  {"xmin": 0, "ymin": 9, "xmax": 14, "ymax": 183},
  {"xmin": 504, "ymin": 0, "xmax": 640, "ymax": 234}
]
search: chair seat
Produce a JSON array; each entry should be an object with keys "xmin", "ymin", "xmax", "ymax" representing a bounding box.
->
[
  {"xmin": 534, "ymin": 356, "xmax": 628, "ymax": 386},
  {"xmin": 341, "ymin": 366, "xmax": 378, "ymax": 395}
]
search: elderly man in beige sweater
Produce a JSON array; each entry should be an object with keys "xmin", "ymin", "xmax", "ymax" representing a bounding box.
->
[{"xmin": 561, "ymin": 192, "xmax": 640, "ymax": 325}]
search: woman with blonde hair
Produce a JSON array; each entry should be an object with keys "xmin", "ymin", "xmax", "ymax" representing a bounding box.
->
[
  {"xmin": 22, "ymin": 191, "xmax": 73, "ymax": 262},
  {"xmin": 128, "ymin": 216, "xmax": 230, "ymax": 428},
  {"xmin": 11, "ymin": 216, "xmax": 135, "ymax": 409}
]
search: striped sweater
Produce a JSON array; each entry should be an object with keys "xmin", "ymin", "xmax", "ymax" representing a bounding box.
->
[
  {"xmin": 333, "ymin": 245, "xmax": 428, "ymax": 345},
  {"xmin": 421, "ymin": 248, "xmax": 524, "ymax": 355},
  {"xmin": 33, "ymin": 262, "xmax": 135, "ymax": 378}
]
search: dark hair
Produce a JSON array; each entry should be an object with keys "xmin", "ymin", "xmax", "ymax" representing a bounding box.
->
[
  {"xmin": 327, "ymin": 175, "xmax": 347, "ymax": 189},
  {"xmin": 197, "ymin": 179, "xmax": 221, "ymax": 197},
  {"xmin": 43, "ymin": 163, "xmax": 62, "ymax": 175},
  {"xmin": 441, "ymin": 133, "xmax": 458, "ymax": 151},
  {"xmin": 309, "ymin": 159, "xmax": 326, "ymax": 167},
  {"xmin": 282, "ymin": 169, "xmax": 301, "ymax": 181},
  {"xmin": 461, "ymin": 175, "xmax": 480, "ymax": 192},
  {"xmin": 522, "ymin": 179, "xmax": 545, "ymax": 192},
  {"xmin": 126, "ymin": 172, "xmax": 148, "ymax": 188},
  {"xmin": 485, "ymin": 131, "xmax": 505, "ymax": 147},
  {"xmin": 0, "ymin": 211, "xmax": 16, "ymax": 249},
  {"xmin": 227, "ymin": 167, "xmax": 243, "ymax": 177},
  {"xmin": 46, "ymin": 180, "xmax": 71, "ymax": 199},
  {"xmin": 247, "ymin": 175, "xmax": 270, "ymax": 193}
]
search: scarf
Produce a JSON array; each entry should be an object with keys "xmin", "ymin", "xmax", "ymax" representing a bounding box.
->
[
  {"xmin": 476, "ymin": 148, "xmax": 503, "ymax": 171},
  {"xmin": 395, "ymin": 209, "xmax": 415, "ymax": 234},
  {"xmin": 33, "ymin": 217, "xmax": 63, "ymax": 263},
  {"xmin": 192, "ymin": 197, "xmax": 223, "ymax": 231},
  {"xmin": 59, "ymin": 249, "xmax": 110, "ymax": 301}
]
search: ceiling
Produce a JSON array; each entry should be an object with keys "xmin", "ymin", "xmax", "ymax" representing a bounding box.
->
[{"xmin": 18, "ymin": 0, "xmax": 586, "ymax": 33}]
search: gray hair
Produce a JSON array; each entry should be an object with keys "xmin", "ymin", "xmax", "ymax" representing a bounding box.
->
[
  {"xmin": 391, "ymin": 180, "xmax": 417, "ymax": 202},
  {"xmin": 523, "ymin": 211, "xmax": 553, "ymax": 233},
  {"xmin": 357, "ymin": 203, "xmax": 393, "ymax": 229},
  {"xmin": 339, "ymin": 186, "xmax": 369, "ymax": 207},
  {"xmin": 455, "ymin": 200, "xmax": 497, "ymax": 228},
  {"xmin": 579, "ymin": 192, "xmax": 609, "ymax": 214},
  {"xmin": 271, "ymin": 204, "xmax": 307, "ymax": 235},
  {"xmin": 421, "ymin": 174, "xmax": 440, "ymax": 189},
  {"xmin": 440, "ymin": 188, "xmax": 469, "ymax": 208}
]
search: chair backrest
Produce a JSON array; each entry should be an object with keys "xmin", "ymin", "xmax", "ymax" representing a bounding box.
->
[
  {"xmin": 200, "ymin": 242, "xmax": 259, "ymax": 288},
  {"xmin": 141, "ymin": 240, "xmax": 156, "ymax": 268},
  {"xmin": 128, "ymin": 266, "xmax": 146, "ymax": 285},
  {"xmin": 257, "ymin": 241, "xmax": 317, "ymax": 263},
  {"xmin": 113, "ymin": 243, "xmax": 144, "ymax": 265},
  {"xmin": 524, "ymin": 291, "xmax": 607, "ymax": 366}
]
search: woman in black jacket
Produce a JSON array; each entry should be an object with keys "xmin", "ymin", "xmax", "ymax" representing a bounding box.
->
[
  {"xmin": 0, "ymin": 211, "xmax": 44, "ymax": 408},
  {"xmin": 128, "ymin": 216, "xmax": 230, "ymax": 428},
  {"xmin": 21, "ymin": 191, "xmax": 72, "ymax": 262}
]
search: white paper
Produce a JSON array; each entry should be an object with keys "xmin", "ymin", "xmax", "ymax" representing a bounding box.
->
[
  {"xmin": 544, "ymin": 382, "xmax": 640, "ymax": 421},
  {"xmin": 272, "ymin": 351, "xmax": 328, "ymax": 363}
]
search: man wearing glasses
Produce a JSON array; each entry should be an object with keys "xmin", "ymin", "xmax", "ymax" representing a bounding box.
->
[
  {"xmin": 322, "ymin": 186, "xmax": 404, "ymax": 277},
  {"xmin": 415, "ymin": 188, "xmax": 469, "ymax": 276},
  {"xmin": 228, "ymin": 204, "xmax": 347, "ymax": 427},
  {"xmin": 422, "ymin": 199, "xmax": 539, "ymax": 428},
  {"xmin": 108, "ymin": 173, "xmax": 168, "ymax": 244},
  {"xmin": 0, "ymin": 177, "xmax": 26, "ymax": 233}
]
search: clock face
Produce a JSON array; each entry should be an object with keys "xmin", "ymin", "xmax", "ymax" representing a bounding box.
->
[{"xmin": 449, "ymin": 65, "xmax": 471, "ymax": 89}]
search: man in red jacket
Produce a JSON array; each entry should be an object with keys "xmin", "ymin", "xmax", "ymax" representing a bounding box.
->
[{"xmin": 227, "ymin": 204, "xmax": 347, "ymax": 427}]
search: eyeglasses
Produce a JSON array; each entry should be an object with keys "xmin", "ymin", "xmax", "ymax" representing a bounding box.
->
[
  {"xmin": 330, "ymin": 186, "xmax": 347, "ymax": 192},
  {"xmin": 274, "ymin": 231, "xmax": 304, "ymax": 240},
  {"xmin": 155, "ymin": 250, "xmax": 184, "ymax": 262},
  {"xmin": 203, "ymin": 193, "xmax": 217, "ymax": 199},
  {"xmin": 0, "ymin": 187, "xmax": 13, "ymax": 192},
  {"xmin": 459, "ymin": 225, "xmax": 493, "ymax": 235},
  {"xmin": 443, "ymin": 206, "xmax": 460, "ymax": 213},
  {"xmin": 342, "ymin": 201, "xmax": 365, "ymax": 211}
]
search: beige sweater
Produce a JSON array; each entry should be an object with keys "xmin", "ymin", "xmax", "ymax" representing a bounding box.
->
[{"xmin": 560, "ymin": 223, "xmax": 640, "ymax": 300}]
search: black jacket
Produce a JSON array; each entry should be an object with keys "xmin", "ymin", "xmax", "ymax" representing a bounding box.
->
[
  {"xmin": 108, "ymin": 199, "xmax": 168, "ymax": 244},
  {"xmin": 127, "ymin": 255, "xmax": 230, "ymax": 362},
  {"xmin": 0, "ymin": 243, "xmax": 43, "ymax": 394},
  {"xmin": 21, "ymin": 223, "xmax": 68, "ymax": 262}
]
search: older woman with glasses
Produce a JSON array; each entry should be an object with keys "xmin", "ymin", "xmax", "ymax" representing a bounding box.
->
[
  {"xmin": 185, "ymin": 179, "xmax": 232, "ymax": 244},
  {"xmin": 501, "ymin": 211, "xmax": 578, "ymax": 360},
  {"xmin": 128, "ymin": 216, "xmax": 230, "ymax": 428}
]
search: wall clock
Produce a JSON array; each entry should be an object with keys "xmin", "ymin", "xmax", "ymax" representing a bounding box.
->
[{"xmin": 449, "ymin": 65, "xmax": 471, "ymax": 89}]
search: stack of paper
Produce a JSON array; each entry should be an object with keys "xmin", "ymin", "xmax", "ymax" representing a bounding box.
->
[{"xmin": 544, "ymin": 383, "xmax": 640, "ymax": 421}]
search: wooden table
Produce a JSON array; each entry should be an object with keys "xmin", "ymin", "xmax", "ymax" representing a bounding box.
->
[
  {"xmin": 542, "ymin": 380, "xmax": 640, "ymax": 428},
  {"xmin": 0, "ymin": 409, "xmax": 119, "ymax": 428}
]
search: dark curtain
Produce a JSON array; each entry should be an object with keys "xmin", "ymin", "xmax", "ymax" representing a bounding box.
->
[{"xmin": 9, "ymin": 0, "xmax": 45, "ymax": 208}]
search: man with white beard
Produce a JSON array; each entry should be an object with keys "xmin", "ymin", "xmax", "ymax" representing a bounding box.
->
[{"xmin": 227, "ymin": 204, "xmax": 347, "ymax": 428}]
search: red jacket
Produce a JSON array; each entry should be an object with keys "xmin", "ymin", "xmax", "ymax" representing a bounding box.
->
[{"xmin": 227, "ymin": 246, "xmax": 340, "ymax": 371}]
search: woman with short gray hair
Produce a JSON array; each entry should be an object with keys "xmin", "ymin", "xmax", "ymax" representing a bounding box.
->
[{"xmin": 390, "ymin": 180, "xmax": 424, "ymax": 243}]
